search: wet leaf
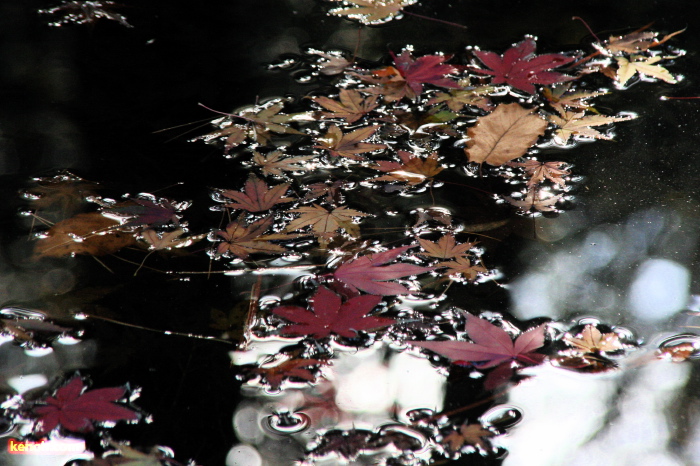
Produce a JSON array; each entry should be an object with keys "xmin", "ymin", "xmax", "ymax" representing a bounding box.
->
[
  {"xmin": 309, "ymin": 50, "xmax": 351, "ymax": 75},
  {"xmin": 505, "ymin": 188, "xmax": 563, "ymax": 212},
  {"xmin": 33, "ymin": 212, "xmax": 137, "ymax": 259},
  {"xmin": 438, "ymin": 256, "xmax": 488, "ymax": 281},
  {"xmin": 507, "ymin": 159, "xmax": 570, "ymax": 187},
  {"xmin": 542, "ymin": 83, "xmax": 607, "ymax": 115},
  {"xmin": 103, "ymin": 198, "xmax": 181, "ymax": 228},
  {"xmin": 370, "ymin": 151, "xmax": 444, "ymax": 185},
  {"xmin": 465, "ymin": 103, "xmax": 547, "ymax": 166},
  {"xmin": 410, "ymin": 314, "xmax": 546, "ymax": 368},
  {"xmin": 615, "ymin": 55, "xmax": 677, "ymax": 86},
  {"xmin": 418, "ymin": 234, "xmax": 475, "ymax": 260},
  {"xmin": 314, "ymin": 125, "xmax": 387, "ymax": 160},
  {"xmin": 549, "ymin": 110, "xmax": 636, "ymax": 143},
  {"xmin": 442, "ymin": 423, "xmax": 495, "ymax": 452},
  {"xmin": 87, "ymin": 441, "xmax": 170, "ymax": 466},
  {"xmin": 601, "ymin": 27, "xmax": 685, "ymax": 54},
  {"xmin": 272, "ymin": 286, "xmax": 393, "ymax": 338},
  {"xmin": 140, "ymin": 228, "xmax": 205, "ymax": 250},
  {"xmin": 427, "ymin": 86, "xmax": 495, "ymax": 112},
  {"xmin": 252, "ymin": 358, "xmax": 324, "ymax": 388},
  {"xmin": 32, "ymin": 377, "xmax": 139, "ymax": 436},
  {"xmin": 332, "ymin": 245, "xmax": 433, "ymax": 295},
  {"xmin": 220, "ymin": 174, "xmax": 293, "ymax": 212},
  {"xmin": 327, "ymin": 0, "xmax": 417, "ymax": 25},
  {"xmin": 252, "ymin": 150, "xmax": 315, "ymax": 177},
  {"xmin": 657, "ymin": 342, "xmax": 697, "ymax": 362},
  {"xmin": 564, "ymin": 324, "xmax": 624, "ymax": 354},
  {"xmin": 471, "ymin": 37, "xmax": 576, "ymax": 94},
  {"xmin": 312, "ymin": 89, "xmax": 379, "ymax": 123},
  {"xmin": 286, "ymin": 204, "xmax": 368, "ymax": 239},
  {"xmin": 215, "ymin": 217, "xmax": 286, "ymax": 259},
  {"xmin": 24, "ymin": 171, "xmax": 100, "ymax": 218}
]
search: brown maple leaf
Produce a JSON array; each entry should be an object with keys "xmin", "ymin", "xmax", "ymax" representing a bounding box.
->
[
  {"xmin": 565, "ymin": 324, "xmax": 624, "ymax": 354},
  {"xmin": 542, "ymin": 83, "xmax": 607, "ymax": 115},
  {"xmin": 303, "ymin": 180, "xmax": 345, "ymax": 205},
  {"xmin": 599, "ymin": 26, "xmax": 684, "ymax": 55},
  {"xmin": 418, "ymin": 234, "xmax": 476, "ymax": 260},
  {"xmin": 370, "ymin": 151, "xmax": 444, "ymax": 185},
  {"xmin": 286, "ymin": 204, "xmax": 368, "ymax": 241},
  {"xmin": 312, "ymin": 89, "xmax": 379, "ymax": 124},
  {"xmin": 615, "ymin": 55, "xmax": 677, "ymax": 86},
  {"xmin": 252, "ymin": 150, "xmax": 316, "ymax": 177},
  {"xmin": 328, "ymin": 0, "xmax": 417, "ymax": 25},
  {"xmin": 465, "ymin": 103, "xmax": 547, "ymax": 166},
  {"xmin": 215, "ymin": 217, "xmax": 286, "ymax": 258},
  {"xmin": 314, "ymin": 125, "xmax": 387, "ymax": 160},
  {"xmin": 140, "ymin": 228, "xmax": 205, "ymax": 250},
  {"xmin": 507, "ymin": 159, "xmax": 570, "ymax": 187},
  {"xmin": 550, "ymin": 110, "xmax": 636, "ymax": 143},
  {"xmin": 438, "ymin": 256, "xmax": 488, "ymax": 281},
  {"xmin": 442, "ymin": 423, "xmax": 495, "ymax": 452},
  {"xmin": 309, "ymin": 50, "xmax": 352, "ymax": 75},
  {"xmin": 505, "ymin": 188, "xmax": 563, "ymax": 212},
  {"xmin": 657, "ymin": 342, "xmax": 697, "ymax": 362},
  {"xmin": 427, "ymin": 84, "xmax": 495, "ymax": 112},
  {"xmin": 220, "ymin": 175, "xmax": 294, "ymax": 212},
  {"xmin": 252, "ymin": 358, "xmax": 324, "ymax": 389}
]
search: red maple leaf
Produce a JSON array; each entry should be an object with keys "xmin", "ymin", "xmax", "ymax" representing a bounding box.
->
[
  {"xmin": 410, "ymin": 314, "xmax": 546, "ymax": 368},
  {"xmin": 32, "ymin": 377, "xmax": 139, "ymax": 436},
  {"xmin": 392, "ymin": 50, "xmax": 461, "ymax": 96},
  {"xmin": 471, "ymin": 37, "xmax": 576, "ymax": 94},
  {"xmin": 103, "ymin": 198, "xmax": 181, "ymax": 228},
  {"xmin": 272, "ymin": 286, "xmax": 394, "ymax": 338},
  {"xmin": 332, "ymin": 245, "xmax": 433, "ymax": 295}
]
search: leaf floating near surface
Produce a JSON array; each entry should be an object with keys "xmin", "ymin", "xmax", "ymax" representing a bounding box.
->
[
  {"xmin": 370, "ymin": 151, "xmax": 444, "ymax": 186},
  {"xmin": 465, "ymin": 103, "xmax": 547, "ymax": 166},
  {"xmin": 327, "ymin": 0, "xmax": 418, "ymax": 25},
  {"xmin": 549, "ymin": 110, "xmax": 637, "ymax": 143},
  {"xmin": 314, "ymin": 125, "xmax": 387, "ymax": 161},
  {"xmin": 215, "ymin": 217, "xmax": 287, "ymax": 259},
  {"xmin": 615, "ymin": 55, "xmax": 677, "ymax": 86},
  {"xmin": 220, "ymin": 174, "xmax": 294, "ymax": 212},
  {"xmin": 311, "ymin": 89, "xmax": 379, "ymax": 124}
]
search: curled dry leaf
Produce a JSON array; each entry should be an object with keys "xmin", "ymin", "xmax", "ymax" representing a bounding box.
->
[
  {"xmin": 33, "ymin": 212, "xmax": 137, "ymax": 259},
  {"xmin": 465, "ymin": 103, "xmax": 547, "ymax": 166}
]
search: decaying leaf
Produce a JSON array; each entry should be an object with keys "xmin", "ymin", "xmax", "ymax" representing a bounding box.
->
[
  {"xmin": 550, "ymin": 110, "xmax": 636, "ymax": 143},
  {"xmin": 615, "ymin": 55, "xmax": 677, "ymax": 86},
  {"xmin": 471, "ymin": 37, "xmax": 576, "ymax": 94},
  {"xmin": 507, "ymin": 159, "xmax": 570, "ymax": 187},
  {"xmin": 314, "ymin": 125, "xmax": 387, "ymax": 160},
  {"xmin": 272, "ymin": 286, "xmax": 393, "ymax": 338},
  {"xmin": 370, "ymin": 151, "xmax": 444, "ymax": 185},
  {"xmin": 600, "ymin": 26, "xmax": 685, "ymax": 55},
  {"xmin": 328, "ymin": 0, "xmax": 418, "ymax": 25},
  {"xmin": 33, "ymin": 212, "xmax": 137, "ymax": 259},
  {"xmin": 252, "ymin": 150, "xmax": 316, "ymax": 177},
  {"xmin": 220, "ymin": 175, "xmax": 293, "ymax": 212},
  {"xmin": 465, "ymin": 103, "xmax": 547, "ymax": 166},
  {"xmin": 542, "ymin": 83, "xmax": 608, "ymax": 115},
  {"xmin": 311, "ymin": 89, "xmax": 379, "ymax": 123}
]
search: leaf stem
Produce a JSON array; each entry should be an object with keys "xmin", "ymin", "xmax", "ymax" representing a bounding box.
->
[{"xmin": 403, "ymin": 11, "xmax": 467, "ymax": 29}]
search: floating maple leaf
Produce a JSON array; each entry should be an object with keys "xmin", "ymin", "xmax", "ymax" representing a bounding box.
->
[
  {"xmin": 507, "ymin": 159, "xmax": 570, "ymax": 187},
  {"xmin": 332, "ymin": 245, "xmax": 433, "ymax": 295},
  {"xmin": 32, "ymin": 377, "xmax": 139, "ymax": 436},
  {"xmin": 358, "ymin": 51, "xmax": 460, "ymax": 101},
  {"xmin": 598, "ymin": 26, "xmax": 685, "ymax": 55},
  {"xmin": 314, "ymin": 125, "xmax": 387, "ymax": 160},
  {"xmin": 418, "ymin": 234, "xmax": 475, "ymax": 260},
  {"xmin": 542, "ymin": 83, "xmax": 607, "ymax": 115},
  {"xmin": 272, "ymin": 286, "xmax": 394, "ymax": 338},
  {"xmin": 252, "ymin": 150, "xmax": 315, "ymax": 177},
  {"xmin": 309, "ymin": 50, "xmax": 352, "ymax": 75},
  {"xmin": 410, "ymin": 314, "xmax": 546, "ymax": 368},
  {"xmin": 220, "ymin": 174, "xmax": 293, "ymax": 212},
  {"xmin": 549, "ymin": 110, "xmax": 636, "ymax": 143},
  {"xmin": 328, "ymin": 0, "xmax": 417, "ymax": 25},
  {"xmin": 103, "ymin": 197, "xmax": 183, "ymax": 228},
  {"xmin": 252, "ymin": 358, "xmax": 325, "ymax": 388},
  {"xmin": 442, "ymin": 423, "xmax": 495, "ymax": 452},
  {"xmin": 471, "ymin": 37, "xmax": 576, "ymax": 94},
  {"xmin": 286, "ymin": 204, "xmax": 368, "ymax": 242},
  {"xmin": 312, "ymin": 89, "xmax": 379, "ymax": 124},
  {"xmin": 564, "ymin": 324, "xmax": 624, "ymax": 354},
  {"xmin": 370, "ymin": 151, "xmax": 444, "ymax": 185},
  {"xmin": 428, "ymin": 85, "xmax": 495, "ymax": 112},
  {"xmin": 465, "ymin": 103, "xmax": 547, "ymax": 166},
  {"xmin": 140, "ymin": 228, "xmax": 205, "ymax": 250},
  {"xmin": 615, "ymin": 55, "xmax": 677, "ymax": 86},
  {"xmin": 215, "ymin": 217, "xmax": 286, "ymax": 258},
  {"xmin": 505, "ymin": 188, "xmax": 563, "ymax": 212},
  {"xmin": 438, "ymin": 256, "xmax": 488, "ymax": 281}
]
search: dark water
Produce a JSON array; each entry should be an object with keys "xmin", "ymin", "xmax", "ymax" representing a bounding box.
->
[{"xmin": 2, "ymin": 1, "xmax": 700, "ymax": 465}]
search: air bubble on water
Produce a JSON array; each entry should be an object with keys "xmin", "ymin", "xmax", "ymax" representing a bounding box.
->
[
  {"xmin": 265, "ymin": 411, "xmax": 311, "ymax": 434},
  {"xmin": 480, "ymin": 405, "xmax": 523, "ymax": 430},
  {"xmin": 658, "ymin": 334, "xmax": 700, "ymax": 359}
]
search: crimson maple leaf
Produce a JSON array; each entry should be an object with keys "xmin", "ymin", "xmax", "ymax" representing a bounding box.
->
[
  {"xmin": 410, "ymin": 314, "xmax": 546, "ymax": 368},
  {"xmin": 332, "ymin": 245, "xmax": 433, "ymax": 295},
  {"xmin": 220, "ymin": 174, "xmax": 293, "ymax": 212},
  {"xmin": 32, "ymin": 377, "xmax": 139, "ymax": 436},
  {"xmin": 471, "ymin": 37, "xmax": 576, "ymax": 94},
  {"xmin": 272, "ymin": 286, "xmax": 394, "ymax": 338},
  {"xmin": 392, "ymin": 50, "xmax": 461, "ymax": 97},
  {"xmin": 103, "ymin": 198, "xmax": 181, "ymax": 228}
]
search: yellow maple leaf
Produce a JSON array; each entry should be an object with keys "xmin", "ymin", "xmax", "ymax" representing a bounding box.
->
[{"xmin": 615, "ymin": 55, "xmax": 677, "ymax": 86}]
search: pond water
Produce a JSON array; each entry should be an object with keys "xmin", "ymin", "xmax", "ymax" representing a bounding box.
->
[{"xmin": 2, "ymin": 1, "xmax": 700, "ymax": 465}]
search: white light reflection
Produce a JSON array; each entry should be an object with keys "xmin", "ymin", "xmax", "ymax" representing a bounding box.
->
[
  {"xmin": 628, "ymin": 258, "xmax": 690, "ymax": 323},
  {"xmin": 7, "ymin": 374, "xmax": 47, "ymax": 394},
  {"xmin": 225, "ymin": 444, "xmax": 262, "ymax": 466}
]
